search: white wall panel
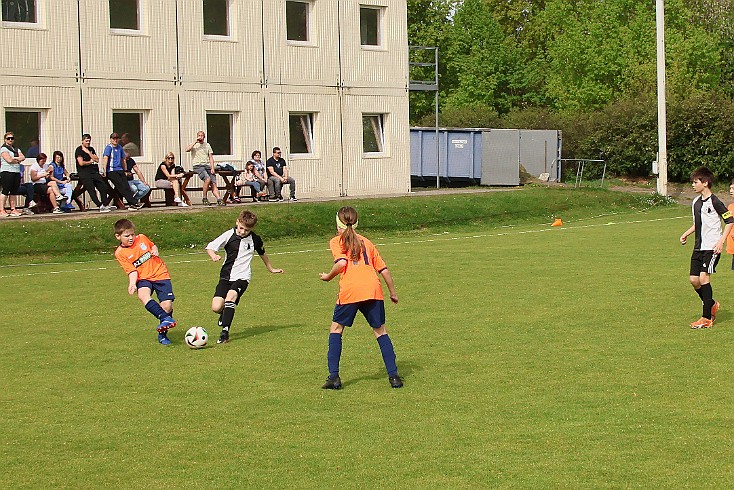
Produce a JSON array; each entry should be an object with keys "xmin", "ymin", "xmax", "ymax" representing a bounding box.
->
[
  {"xmin": 79, "ymin": 0, "xmax": 178, "ymax": 82},
  {"xmin": 340, "ymin": 92, "xmax": 410, "ymax": 196},
  {"xmin": 339, "ymin": 0, "xmax": 408, "ymax": 89},
  {"xmin": 0, "ymin": 2, "xmax": 79, "ymax": 77},
  {"xmin": 264, "ymin": 86, "xmax": 343, "ymax": 197},
  {"xmin": 263, "ymin": 0, "xmax": 340, "ymax": 87},
  {"xmin": 177, "ymin": 0, "xmax": 264, "ymax": 84},
  {"xmin": 80, "ymin": 80, "xmax": 179, "ymax": 181},
  {"xmin": 179, "ymin": 86, "xmax": 265, "ymax": 169},
  {"xmin": 0, "ymin": 78, "xmax": 81, "ymax": 163}
]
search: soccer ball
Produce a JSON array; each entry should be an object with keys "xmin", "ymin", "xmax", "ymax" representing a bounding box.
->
[{"xmin": 184, "ymin": 326, "xmax": 208, "ymax": 349}]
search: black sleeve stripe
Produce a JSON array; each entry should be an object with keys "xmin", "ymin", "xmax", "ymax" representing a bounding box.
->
[
  {"xmin": 334, "ymin": 258, "xmax": 347, "ymax": 263},
  {"xmin": 377, "ymin": 267, "xmax": 388, "ymax": 273}
]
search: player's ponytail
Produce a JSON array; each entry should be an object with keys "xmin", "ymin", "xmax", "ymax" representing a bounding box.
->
[{"xmin": 337, "ymin": 206, "xmax": 363, "ymax": 261}]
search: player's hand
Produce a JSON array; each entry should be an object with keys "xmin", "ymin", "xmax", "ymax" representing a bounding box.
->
[
  {"xmin": 390, "ymin": 293, "xmax": 399, "ymax": 304},
  {"xmin": 211, "ymin": 254, "xmax": 222, "ymax": 262},
  {"xmin": 714, "ymin": 242, "xmax": 723, "ymax": 254},
  {"xmin": 319, "ymin": 272, "xmax": 330, "ymax": 281},
  {"xmin": 271, "ymin": 268, "xmax": 283, "ymax": 274},
  {"xmin": 128, "ymin": 285, "xmax": 137, "ymax": 295},
  {"xmin": 680, "ymin": 235, "xmax": 687, "ymax": 245}
]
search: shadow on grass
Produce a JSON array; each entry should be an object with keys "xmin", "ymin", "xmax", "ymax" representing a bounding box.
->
[
  {"xmin": 229, "ymin": 323, "xmax": 303, "ymax": 341},
  {"xmin": 341, "ymin": 359, "xmax": 421, "ymax": 388}
]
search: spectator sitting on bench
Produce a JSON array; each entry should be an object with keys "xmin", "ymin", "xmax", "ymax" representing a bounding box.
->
[
  {"xmin": 11, "ymin": 163, "xmax": 36, "ymax": 215},
  {"xmin": 124, "ymin": 151, "xmax": 151, "ymax": 203},
  {"xmin": 154, "ymin": 152, "xmax": 188, "ymax": 207},
  {"xmin": 236, "ymin": 161, "xmax": 267, "ymax": 202},
  {"xmin": 49, "ymin": 151, "xmax": 74, "ymax": 212},
  {"xmin": 30, "ymin": 153, "xmax": 66, "ymax": 214}
]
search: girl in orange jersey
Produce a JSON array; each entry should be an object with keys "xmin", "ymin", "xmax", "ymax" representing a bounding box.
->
[{"xmin": 319, "ymin": 206, "xmax": 403, "ymax": 389}]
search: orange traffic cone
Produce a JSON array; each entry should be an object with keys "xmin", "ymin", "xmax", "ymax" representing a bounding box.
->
[{"xmin": 551, "ymin": 218, "xmax": 563, "ymax": 227}]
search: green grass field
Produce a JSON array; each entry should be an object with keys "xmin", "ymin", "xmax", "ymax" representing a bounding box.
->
[{"xmin": 2, "ymin": 190, "xmax": 733, "ymax": 487}]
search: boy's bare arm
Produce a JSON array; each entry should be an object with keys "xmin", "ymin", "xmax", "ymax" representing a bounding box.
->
[
  {"xmin": 206, "ymin": 248, "xmax": 221, "ymax": 262},
  {"xmin": 380, "ymin": 269, "xmax": 398, "ymax": 304},
  {"xmin": 128, "ymin": 271, "xmax": 139, "ymax": 295},
  {"xmin": 680, "ymin": 225, "xmax": 696, "ymax": 245},
  {"xmin": 714, "ymin": 223, "xmax": 734, "ymax": 254},
  {"xmin": 260, "ymin": 253, "xmax": 283, "ymax": 273}
]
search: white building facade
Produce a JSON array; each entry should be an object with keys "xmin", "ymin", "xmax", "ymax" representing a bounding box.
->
[{"xmin": 0, "ymin": 0, "xmax": 410, "ymax": 198}]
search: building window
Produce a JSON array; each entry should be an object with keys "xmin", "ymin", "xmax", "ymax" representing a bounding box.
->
[
  {"xmin": 289, "ymin": 113, "xmax": 314, "ymax": 154},
  {"xmin": 109, "ymin": 0, "xmax": 139, "ymax": 30},
  {"xmin": 1, "ymin": 0, "xmax": 36, "ymax": 23},
  {"xmin": 360, "ymin": 6, "xmax": 381, "ymax": 46},
  {"xmin": 112, "ymin": 112, "xmax": 144, "ymax": 157},
  {"xmin": 286, "ymin": 1, "xmax": 309, "ymax": 42},
  {"xmin": 206, "ymin": 113, "xmax": 233, "ymax": 155},
  {"xmin": 362, "ymin": 114, "xmax": 385, "ymax": 153},
  {"xmin": 203, "ymin": 0, "xmax": 228, "ymax": 36},
  {"xmin": 4, "ymin": 110, "xmax": 41, "ymax": 157}
]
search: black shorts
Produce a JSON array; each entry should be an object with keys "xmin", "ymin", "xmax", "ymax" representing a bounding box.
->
[
  {"xmin": 0, "ymin": 171, "xmax": 20, "ymax": 195},
  {"xmin": 690, "ymin": 250, "xmax": 720, "ymax": 276},
  {"xmin": 214, "ymin": 278, "xmax": 249, "ymax": 304}
]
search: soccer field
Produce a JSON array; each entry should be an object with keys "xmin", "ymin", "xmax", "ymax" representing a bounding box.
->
[{"xmin": 3, "ymin": 205, "xmax": 733, "ymax": 487}]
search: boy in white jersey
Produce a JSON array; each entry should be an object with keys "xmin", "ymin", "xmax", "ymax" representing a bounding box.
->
[
  {"xmin": 679, "ymin": 167, "xmax": 734, "ymax": 329},
  {"xmin": 205, "ymin": 209, "xmax": 283, "ymax": 344}
]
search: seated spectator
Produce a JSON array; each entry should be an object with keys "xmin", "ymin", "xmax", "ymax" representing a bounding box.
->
[
  {"xmin": 49, "ymin": 151, "xmax": 74, "ymax": 212},
  {"xmin": 11, "ymin": 163, "xmax": 36, "ymax": 215},
  {"xmin": 30, "ymin": 153, "xmax": 66, "ymax": 214},
  {"xmin": 249, "ymin": 150, "xmax": 268, "ymax": 198},
  {"xmin": 236, "ymin": 161, "xmax": 268, "ymax": 202},
  {"xmin": 154, "ymin": 152, "xmax": 188, "ymax": 207},
  {"xmin": 266, "ymin": 147, "xmax": 297, "ymax": 201},
  {"xmin": 124, "ymin": 151, "xmax": 151, "ymax": 202}
]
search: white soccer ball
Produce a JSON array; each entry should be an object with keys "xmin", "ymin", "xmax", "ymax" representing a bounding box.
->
[{"xmin": 184, "ymin": 326, "xmax": 208, "ymax": 349}]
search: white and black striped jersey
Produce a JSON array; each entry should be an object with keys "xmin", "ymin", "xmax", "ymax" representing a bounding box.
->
[
  {"xmin": 206, "ymin": 229, "xmax": 266, "ymax": 281},
  {"xmin": 692, "ymin": 194, "xmax": 734, "ymax": 251}
]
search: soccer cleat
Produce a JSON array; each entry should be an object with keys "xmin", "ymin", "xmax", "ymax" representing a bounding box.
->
[
  {"xmin": 322, "ymin": 376, "xmax": 342, "ymax": 389},
  {"xmin": 711, "ymin": 301, "xmax": 720, "ymax": 321},
  {"xmin": 389, "ymin": 375, "xmax": 404, "ymax": 388},
  {"xmin": 217, "ymin": 330, "xmax": 230, "ymax": 344},
  {"xmin": 157, "ymin": 316, "xmax": 177, "ymax": 333},
  {"xmin": 158, "ymin": 332, "xmax": 172, "ymax": 345},
  {"xmin": 690, "ymin": 317, "xmax": 714, "ymax": 329}
]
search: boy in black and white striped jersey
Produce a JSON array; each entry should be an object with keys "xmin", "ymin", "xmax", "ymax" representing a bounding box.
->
[{"xmin": 680, "ymin": 167, "xmax": 734, "ymax": 329}]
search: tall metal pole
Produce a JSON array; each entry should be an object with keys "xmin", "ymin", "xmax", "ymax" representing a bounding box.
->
[
  {"xmin": 434, "ymin": 47, "xmax": 440, "ymax": 189},
  {"xmin": 655, "ymin": 0, "xmax": 668, "ymax": 196}
]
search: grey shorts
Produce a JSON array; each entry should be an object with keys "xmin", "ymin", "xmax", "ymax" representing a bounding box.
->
[{"xmin": 193, "ymin": 165, "xmax": 214, "ymax": 182}]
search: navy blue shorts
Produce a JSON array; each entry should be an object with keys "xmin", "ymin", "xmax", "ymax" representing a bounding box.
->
[
  {"xmin": 333, "ymin": 300, "xmax": 385, "ymax": 328},
  {"xmin": 214, "ymin": 279, "xmax": 248, "ymax": 304},
  {"xmin": 137, "ymin": 279, "xmax": 175, "ymax": 302}
]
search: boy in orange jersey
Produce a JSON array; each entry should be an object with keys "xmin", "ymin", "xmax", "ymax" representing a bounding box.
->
[
  {"xmin": 114, "ymin": 219, "xmax": 177, "ymax": 345},
  {"xmin": 318, "ymin": 206, "xmax": 403, "ymax": 389}
]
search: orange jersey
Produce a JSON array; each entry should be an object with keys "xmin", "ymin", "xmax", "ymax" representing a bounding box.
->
[
  {"xmin": 114, "ymin": 234, "xmax": 170, "ymax": 281},
  {"xmin": 728, "ymin": 203, "xmax": 734, "ymax": 255},
  {"xmin": 329, "ymin": 233, "xmax": 387, "ymax": 304}
]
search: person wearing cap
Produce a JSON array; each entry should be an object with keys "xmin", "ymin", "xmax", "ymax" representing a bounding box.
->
[{"xmin": 102, "ymin": 132, "xmax": 144, "ymax": 210}]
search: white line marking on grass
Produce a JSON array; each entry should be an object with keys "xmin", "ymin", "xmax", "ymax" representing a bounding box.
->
[{"xmin": 0, "ymin": 214, "xmax": 688, "ymax": 279}]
